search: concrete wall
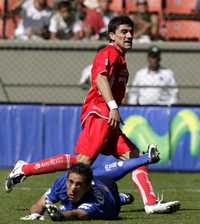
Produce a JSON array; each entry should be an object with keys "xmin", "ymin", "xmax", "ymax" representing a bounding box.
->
[{"xmin": 0, "ymin": 40, "xmax": 200, "ymax": 104}]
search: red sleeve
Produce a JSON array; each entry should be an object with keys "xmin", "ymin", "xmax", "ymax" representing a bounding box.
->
[{"xmin": 91, "ymin": 47, "xmax": 119, "ymax": 80}]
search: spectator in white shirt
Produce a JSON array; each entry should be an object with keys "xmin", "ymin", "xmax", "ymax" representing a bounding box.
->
[
  {"xmin": 128, "ymin": 46, "xmax": 178, "ymax": 105},
  {"xmin": 13, "ymin": 0, "xmax": 52, "ymax": 40},
  {"xmin": 49, "ymin": 0, "xmax": 74, "ymax": 40}
]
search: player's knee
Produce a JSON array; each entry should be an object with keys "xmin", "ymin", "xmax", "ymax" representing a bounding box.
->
[{"xmin": 77, "ymin": 155, "xmax": 93, "ymax": 166}]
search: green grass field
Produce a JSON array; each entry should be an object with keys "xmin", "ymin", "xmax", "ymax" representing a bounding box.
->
[{"xmin": 1, "ymin": 170, "xmax": 200, "ymax": 224}]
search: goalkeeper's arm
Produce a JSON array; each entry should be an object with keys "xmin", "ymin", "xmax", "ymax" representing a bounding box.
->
[
  {"xmin": 30, "ymin": 195, "xmax": 46, "ymax": 215},
  {"xmin": 20, "ymin": 195, "xmax": 47, "ymax": 220},
  {"xmin": 62, "ymin": 209, "xmax": 89, "ymax": 220}
]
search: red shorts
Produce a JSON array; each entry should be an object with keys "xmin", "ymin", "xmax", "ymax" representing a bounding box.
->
[{"xmin": 75, "ymin": 114, "xmax": 138, "ymax": 159}]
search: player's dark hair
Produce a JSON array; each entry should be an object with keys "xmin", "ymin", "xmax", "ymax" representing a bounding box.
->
[
  {"xmin": 108, "ymin": 15, "xmax": 134, "ymax": 34},
  {"xmin": 67, "ymin": 163, "xmax": 93, "ymax": 184}
]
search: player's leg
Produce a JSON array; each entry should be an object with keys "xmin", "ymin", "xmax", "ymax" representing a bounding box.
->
[
  {"xmin": 4, "ymin": 153, "xmax": 79, "ymax": 193},
  {"xmin": 114, "ymin": 132, "xmax": 180, "ymax": 214},
  {"xmin": 5, "ymin": 114, "xmax": 109, "ymax": 192},
  {"xmin": 93, "ymin": 146, "xmax": 160, "ymax": 182}
]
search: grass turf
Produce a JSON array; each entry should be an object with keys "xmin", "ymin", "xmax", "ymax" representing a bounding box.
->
[{"xmin": 0, "ymin": 170, "xmax": 200, "ymax": 224}]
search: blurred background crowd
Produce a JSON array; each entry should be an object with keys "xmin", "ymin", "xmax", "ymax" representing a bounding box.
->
[{"xmin": 0, "ymin": 0, "xmax": 200, "ymax": 42}]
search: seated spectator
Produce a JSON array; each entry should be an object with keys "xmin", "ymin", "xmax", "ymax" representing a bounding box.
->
[
  {"xmin": 49, "ymin": 0, "xmax": 74, "ymax": 40},
  {"xmin": 83, "ymin": 0, "xmax": 115, "ymax": 40},
  {"xmin": 128, "ymin": 46, "xmax": 178, "ymax": 105},
  {"xmin": 13, "ymin": 0, "xmax": 52, "ymax": 40},
  {"xmin": 70, "ymin": 0, "xmax": 88, "ymax": 40},
  {"xmin": 129, "ymin": 0, "xmax": 159, "ymax": 43}
]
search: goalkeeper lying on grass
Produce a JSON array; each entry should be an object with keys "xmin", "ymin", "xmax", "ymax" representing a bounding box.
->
[{"xmin": 20, "ymin": 147, "xmax": 179, "ymax": 221}]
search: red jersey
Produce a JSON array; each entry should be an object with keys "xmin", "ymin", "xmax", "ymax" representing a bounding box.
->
[{"xmin": 81, "ymin": 44, "xmax": 129, "ymax": 124}]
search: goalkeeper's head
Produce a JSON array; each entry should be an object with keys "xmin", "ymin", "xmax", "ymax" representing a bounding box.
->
[{"xmin": 66, "ymin": 163, "xmax": 93, "ymax": 203}]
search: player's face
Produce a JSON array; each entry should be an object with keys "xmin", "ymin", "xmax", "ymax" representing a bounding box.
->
[
  {"xmin": 109, "ymin": 24, "xmax": 133, "ymax": 52},
  {"xmin": 67, "ymin": 173, "xmax": 90, "ymax": 203}
]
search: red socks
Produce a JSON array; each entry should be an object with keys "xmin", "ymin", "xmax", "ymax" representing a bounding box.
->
[
  {"xmin": 132, "ymin": 166, "xmax": 157, "ymax": 205},
  {"xmin": 22, "ymin": 154, "xmax": 77, "ymax": 176}
]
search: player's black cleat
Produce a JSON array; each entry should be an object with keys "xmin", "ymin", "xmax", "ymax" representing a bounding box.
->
[{"xmin": 119, "ymin": 192, "xmax": 134, "ymax": 206}]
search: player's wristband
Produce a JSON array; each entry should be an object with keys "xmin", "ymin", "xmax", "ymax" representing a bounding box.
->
[{"xmin": 107, "ymin": 100, "xmax": 118, "ymax": 110}]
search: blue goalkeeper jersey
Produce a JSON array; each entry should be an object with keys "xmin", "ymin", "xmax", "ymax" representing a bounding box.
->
[{"xmin": 45, "ymin": 173, "xmax": 121, "ymax": 219}]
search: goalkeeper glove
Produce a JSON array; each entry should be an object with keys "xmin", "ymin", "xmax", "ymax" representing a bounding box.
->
[
  {"xmin": 20, "ymin": 213, "xmax": 44, "ymax": 220},
  {"xmin": 45, "ymin": 203, "xmax": 64, "ymax": 221}
]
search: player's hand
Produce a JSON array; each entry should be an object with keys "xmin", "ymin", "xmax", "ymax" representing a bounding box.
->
[
  {"xmin": 20, "ymin": 213, "xmax": 44, "ymax": 220},
  {"xmin": 45, "ymin": 203, "xmax": 64, "ymax": 221},
  {"xmin": 108, "ymin": 109, "xmax": 121, "ymax": 128}
]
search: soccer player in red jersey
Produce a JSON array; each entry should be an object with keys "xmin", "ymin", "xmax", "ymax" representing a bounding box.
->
[{"xmin": 5, "ymin": 16, "xmax": 180, "ymax": 214}]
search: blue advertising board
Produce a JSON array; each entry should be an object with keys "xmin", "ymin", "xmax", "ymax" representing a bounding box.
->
[{"xmin": 1, "ymin": 104, "xmax": 200, "ymax": 171}]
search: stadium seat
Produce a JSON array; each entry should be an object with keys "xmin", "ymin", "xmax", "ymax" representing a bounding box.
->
[
  {"xmin": 147, "ymin": 0, "xmax": 163, "ymax": 14},
  {"xmin": 166, "ymin": 0, "xmax": 197, "ymax": 14},
  {"xmin": 110, "ymin": 0, "xmax": 126, "ymax": 14},
  {"xmin": 110, "ymin": 0, "xmax": 163, "ymax": 14},
  {"xmin": 166, "ymin": 20, "xmax": 200, "ymax": 41}
]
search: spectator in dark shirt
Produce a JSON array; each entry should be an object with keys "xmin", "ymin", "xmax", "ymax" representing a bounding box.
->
[{"xmin": 129, "ymin": 0, "xmax": 159, "ymax": 43}]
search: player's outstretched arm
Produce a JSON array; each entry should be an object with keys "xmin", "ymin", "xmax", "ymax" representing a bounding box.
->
[
  {"xmin": 30, "ymin": 195, "xmax": 46, "ymax": 214},
  {"xmin": 20, "ymin": 195, "xmax": 46, "ymax": 220},
  {"xmin": 45, "ymin": 203, "xmax": 89, "ymax": 221}
]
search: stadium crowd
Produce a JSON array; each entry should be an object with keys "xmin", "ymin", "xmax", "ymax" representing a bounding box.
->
[{"xmin": 0, "ymin": 0, "xmax": 200, "ymax": 41}]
